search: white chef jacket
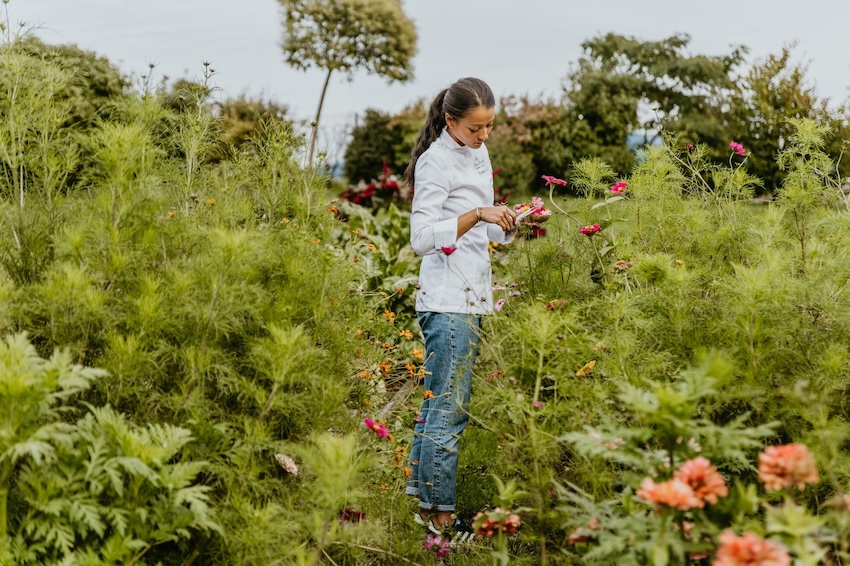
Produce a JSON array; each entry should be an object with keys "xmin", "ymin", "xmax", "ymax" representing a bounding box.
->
[{"xmin": 410, "ymin": 128, "xmax": 514, "ymax": 315}]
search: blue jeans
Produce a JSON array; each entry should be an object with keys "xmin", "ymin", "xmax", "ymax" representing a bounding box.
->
[{"xmin": 406, "ymin": 311, "xmax": 481, "ymax": 512}]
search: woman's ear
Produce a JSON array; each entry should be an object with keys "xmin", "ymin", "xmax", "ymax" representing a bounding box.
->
[{"xmin": 445, "ymin": 114, "xmax": 454, "ymax": 130}]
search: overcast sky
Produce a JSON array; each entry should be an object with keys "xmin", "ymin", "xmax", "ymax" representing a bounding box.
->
[{"xmin": 12, "ymin": 0, "xmax": 850, "ymax": 158}]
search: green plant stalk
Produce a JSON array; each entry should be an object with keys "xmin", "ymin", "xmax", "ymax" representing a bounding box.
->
[{"xmin": 530, "ymin": 343, "xmax": 548, "ymax": 566}]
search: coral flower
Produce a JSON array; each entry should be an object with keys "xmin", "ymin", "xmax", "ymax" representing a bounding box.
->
[
  {"xmin": 758, "ymin": 443, "xmax": 818, "ymax": 490},
  {"xmin": 729, "ymin": 141, "xmax": 746, "ymax": 157},
  {"xmin": 713, "ymin": 531, "xmax": 791, "ymax": 566},
  {"xmin": 636, "ymin": 478, "xmax": 701, "ymax": 511},
  {"xmin": 541, "ymin": 174, "xmax": 567, "ymax": 187},
  {"xmin": 363, "ymin": 418, "xmax": 389, "ymax": 438},
  {"xmin": 610, "ymin": 181, "xmax": 628, "ymax": 195},
  {"xmin": 579, "ymin": 224, "xmax": 601, "ymax": 236},
  {"xmin": 674, "ymin": 457, "xmax": 728, "ymax": 506}
]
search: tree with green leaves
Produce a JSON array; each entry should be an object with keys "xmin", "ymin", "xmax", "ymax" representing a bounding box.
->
[
  {"xmin": 565, "ymin": 33, "xmax": 745, "ymax": 174},
  {"xmin": 277, "ymin": 0, "xmax": 417, "ymax": 166}
]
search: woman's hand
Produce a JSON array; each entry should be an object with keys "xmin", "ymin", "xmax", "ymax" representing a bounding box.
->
[{"xmin": 480, "ymin": 205, "xmax": 517, "ymax": 232}]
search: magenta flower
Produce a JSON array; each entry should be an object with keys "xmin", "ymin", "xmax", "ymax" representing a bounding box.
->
[
  {"xmin": 610, "ymin": 182, "xmax": 628, "ymax": 195},
  {"xmin": 579, "ymin": 224, "xmax": 601, "ymax": 236},
  {"xmin": 494, "ymin": 298, "xmax": 506, "ymax": 311},
  {"xmin": 533, "ymin": 400, "xmax": 543, "ymax": 409},
  {"xmin": 531, "ymin": 196, "xmax": 545, "ymax": 210},
  {"xmin": 423, "ymin": 533, "xmax": 452, "ymax": 558},
  {"xmin": 729, "ymin": 141, "xmax": 746, "ymax": 157},
  {"xmin": 441, "ymin": 246, "xmax": 457, "ymax": 255},
  {"xmin": 363, "ymin": 418, "xmax": 389, "ymax": 438},
  {"xmin": 541, "ymin": 174, "xmax": 567, "ymax": 187}
]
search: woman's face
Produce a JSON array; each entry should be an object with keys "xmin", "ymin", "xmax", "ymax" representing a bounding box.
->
[{"xmin": 446, "ymin": 105, "xmax": 494, "ymax": 149}]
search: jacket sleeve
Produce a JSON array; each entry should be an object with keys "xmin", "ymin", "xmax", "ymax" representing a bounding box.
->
[
  {"xmin": 487, "ymin": 223, "xmax": 515, "ymax": 245},
  {"xmin": 410, "ymin": 152, "xmax": 457, "ymax": 256}
]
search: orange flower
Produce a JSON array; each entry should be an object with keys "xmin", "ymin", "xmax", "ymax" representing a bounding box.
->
[
  {"xmin": 713, "ymin": 531, "xmax": 791, "ymax": 566},
  {"xmin": 403, "ymin": 466, "xmax": 412, "ymax": 478},
  {"xmin": 758, "ymin": 443, "xmax": 818, "ymax": 490},
  {"xmin": 674, "ymin": 456, "xmax": 728, "ymax": 506},
  {"xmin": 412, "ymin": 347, "xmax": 424, "ymax": 361},
  {"xmin": 359, "ymin": 370, "xmax": 371, "ymax": 380},
  {"xmin": 379, "ymin": 361, "xmax": 392, "ymax": 376},
  {"xmin": 423, "ymin": 389, "xmax": 436, "ymax": 400},
  {"xmin": 405, "ymin": 363, "xmax": 416, "ymax": 378},
  {"xmin": 636, "ymin": 478, "xmax": 701, "ymax": 511},
  {"xmin": 399, "ymin": 329, "xmax": 413, "ymax": 339},
  {"xmin": 353, "ymin": 257, "xmax": 360, "ymax": 263},
  {"xmin": 309, "ymin": 239, "xmax": 320, "ymax": 245},
  {"xmin": 383, "ymin": 310, "xmax": 396, "ymax": 324},
  {"xmin": 327, "ymin": 206, "xmax": 339, "ymax": 214},
  {"xmin": 394, "ymin": 453, "xmax": 403, "ymax": 465},
  {"xmin": 367, "ymin": 244, "xmax": 377, "ymax": 253},
  {"xmin": 166, "ymin": 210, "xmax": 176, "ymax": 218},
  {"xmin": 205, "ymin": 198, "xmax": 216, "ymax": 206},
  {"xmin": 396, "ymin": 287, "xmax": 405, "ymax": 295}
]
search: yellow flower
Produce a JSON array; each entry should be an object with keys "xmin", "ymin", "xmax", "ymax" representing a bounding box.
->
[
  {"xmin": 383, "ymin": 310, "xmax": 396, "ymax": 324},
  {"xmin": 309, "ymin": 239, "xmax": 320, "ymax": 245},
  {"xmin": 166, "ymin": 210, "xmax": 176, "ymax": 218},
  {"xmin": 205, "ymin": 198, "xmax": 216, "ymax": 206},
  {"xmin": 675, "ymin": 259, "xmax": 684, "ymax": 265}
]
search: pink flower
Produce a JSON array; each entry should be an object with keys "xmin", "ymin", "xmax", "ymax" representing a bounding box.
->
[
  {"xmin": 758, "ymin": 443, "xmax": 818, "ymax": 490},
  {"xmin": 610, "ymin": 181, "xmax": 628, "ymax": 195},
  {"xmin": 423, "ymin": 533, "xmax": 451, "ymax": 558},
  {"xmin": 531, "ymin": 196, "xmax": 545, "ymax": 210},
  {"xmin": 533, "ymin": 400, "xmax": 543, "ymax": 409},
  {"xmin": 579, "ymin": 224, "xmax": 601, "ymax": 236},
  {"xmin": 363, "ymin": 418, "xmax": 389, "ymax": 438},
  {"xmin": 674, "ymin": 457, "xmax": 728, "ymax": 506},
  {"xmin": 713, "ymin": 531, "xmax": 791, "ymax": 566},
  {"xmin": 494, "ymin": 299, "xmax": 506, "ymax": 311},
  {"xmin": 636, "ymin": 478, "xmax": 701, "ymax": 511},
  {"xmin": 729, "ymin": 141, "xmax": 746, "ymax": 157},
  {"xmin": 441, "ymin": 246, "xmax": 457, "ymax": 255},
  {"xmin": 541, "ymin": 174, "xmax": 567, "ymax": 187}
]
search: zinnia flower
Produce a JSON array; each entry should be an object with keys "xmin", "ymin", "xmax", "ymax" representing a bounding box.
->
[
  {"xmin": 274, "ymin": 453, "xmax": 299, "ymax": 476},
  {"xmin": 729, "ymin": 141, "xmax": 746, "ymax": 157},
  {"xmin": 758, "ymin": 443, "xmax": 818, "ymax": 490},
  {"xmin": 579, "ymin": 224, "xmax": 601, "ymax": 236},
  {"xmin": 541, "ymin": 174, "xmax": 567, "ymax": 187},
  {"xmin": 441, "ymin": 246, "xmax": 457, "ymax": 255},
  {"xmin": 674, "ymin": 456, "xmax": 728, "ymax": 506},
  {"xmin": 713, "ymin": 531, "xmax": 791, "ymax": 566},
  {"xmin": 531, "ymin": 196, "xmax": 545, "ymax": 210},
  {"xmin": 363, "ymin": 418, "xmax": 389, "ymax": 438},
  {"xmin": 636, "ymin": 477, "xmax": 701, "ymax": 511},
  {"xmin": 610, "ymin": 181, "xmax": 628, "ymax": 195}
]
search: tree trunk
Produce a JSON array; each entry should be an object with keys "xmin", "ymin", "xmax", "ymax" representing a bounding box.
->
[{"xmin": 307, "ymin": 68, "xmax": 333, "ymax": 168}]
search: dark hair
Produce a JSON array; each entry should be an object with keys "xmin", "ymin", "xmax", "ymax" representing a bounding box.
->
[{"xmin": 404, "ymin": 77, "xmax": 495, "ymax": 188}]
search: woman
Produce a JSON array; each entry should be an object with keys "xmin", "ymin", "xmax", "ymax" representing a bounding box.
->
[{"xmin": 404, "ymin": 77, "xmax": 518, "ymax": 540}]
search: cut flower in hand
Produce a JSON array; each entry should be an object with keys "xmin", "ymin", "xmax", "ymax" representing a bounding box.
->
[{"xmin": 514, "ymin": 196, "xmax": 551, "ymax": 225}]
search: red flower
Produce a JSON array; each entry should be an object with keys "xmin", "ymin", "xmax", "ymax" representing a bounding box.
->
[
  {"xmin": 541, "ymin": 174, "xmax": 567, "ymax": 187},
  {"xmin": 441, "ymin": 246, "xmax": 457, "ymax": 255},
  {"xmin": 579, "ymin": 224, "xmax": 601, "ymax": 236}
]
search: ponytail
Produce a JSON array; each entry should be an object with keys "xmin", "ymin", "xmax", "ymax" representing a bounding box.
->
[{"xmin": 404, "ymin": 88, "xmax": 448, "ymax": 188}]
